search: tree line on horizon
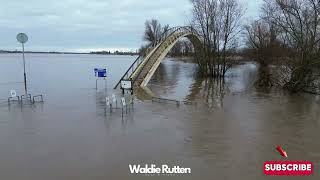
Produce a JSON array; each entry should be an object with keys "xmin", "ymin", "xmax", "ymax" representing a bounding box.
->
[{"xmin": 140, "ymin": 0, "xmax": 320, "ymax": 94}]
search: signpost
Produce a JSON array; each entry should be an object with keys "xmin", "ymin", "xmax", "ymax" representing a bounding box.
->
[
  {"xmin": 94, "ymin": 68, "xmax": 107, "ymax": 89},
  {"xmin": 120, "ymin": 79, "xmax": 133, "ymax": 95},
  {"xmin": 121, "ymin": 97, "xmax": 127, "ymax": 114},
  {"xmin": 16, "ymin": 33, "xmax": 28, "ymax": 95},
  {"xmin": 112, "ymin": 93, "xmax": 117, "ymax": 108},
  {"xmin": 13, "ymin": 33, "xmax": 44, "ymax": 104}
]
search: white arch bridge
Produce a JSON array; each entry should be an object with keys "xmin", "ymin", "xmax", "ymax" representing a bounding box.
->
[{"xmin": 114, "ymin": 26, "xmax": 202, "ymax": 89}]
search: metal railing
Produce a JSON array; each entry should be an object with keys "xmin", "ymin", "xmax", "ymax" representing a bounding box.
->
[
  {"xmin": 113, "ymin": 41, "xmax": 162, "ymax": 89},
  {"xmin": 113, "ymin": 55, "xmax": 142, "ymax": 89},
  {"xmin": 114, "ymin": 26, "xmax": 197, "ymax": 89},
  {"xmin": 152, "ymin": 97, "xmax": 180, "ymax": 106},
  {"xmin": 132, "ymin": 26, "xmax": 196, "ymax": 84}
]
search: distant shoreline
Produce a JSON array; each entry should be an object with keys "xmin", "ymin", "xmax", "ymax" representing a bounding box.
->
[{"xmin": 0, "ymin": 50, "xmax": 139, "ymax": 56}]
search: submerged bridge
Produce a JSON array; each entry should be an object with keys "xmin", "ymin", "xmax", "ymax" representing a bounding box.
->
[{"xmin": 114, "ymin": 26, "xmax": 202, "ymax": 89}]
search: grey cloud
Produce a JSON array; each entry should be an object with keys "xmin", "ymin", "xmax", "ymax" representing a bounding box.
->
[{"xmin": 0, "ymin": 0, "xmax": 261, "ymax": 52}]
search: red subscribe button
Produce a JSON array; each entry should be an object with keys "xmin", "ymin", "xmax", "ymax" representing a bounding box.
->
[{"xmin": 264, "ymin": 161, "xmax": 313, "ymax": 176}]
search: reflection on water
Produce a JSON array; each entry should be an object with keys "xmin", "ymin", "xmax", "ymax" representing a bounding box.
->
[
  {"xmin": 147, "ymin": 59, "xmax": 196, "ymax": 100},
  {"xmin": 185, "ymin": 78, "xmax": 226, "ymax": 108},
  {"xmin": 148, "ymin": 58, "xmax": 258, "ymax": 108},
  {"xmin": 0, "ymin": 54, "xmax": 319, "ymax": 180}
]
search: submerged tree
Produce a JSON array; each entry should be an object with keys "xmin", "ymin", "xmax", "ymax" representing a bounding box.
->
[
  {"xmin": 261, "ymin": 0, "xmax": 320, "ymax": 92},
  {"xmin": 244, "ymin": 20, "xmax": 283, "ymax": 87},
  {"xmin": 242, "ymin": 0, "xmax": 320, "ymax": 93},
  {"xmin": 190, "ymin": 0, "xmax": 244, "ymax": 77}
]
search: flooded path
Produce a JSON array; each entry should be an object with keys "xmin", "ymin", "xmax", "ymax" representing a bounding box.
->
[{"xmin": 0, "ymin": 54, "xmax": 319, "ymax": 179}]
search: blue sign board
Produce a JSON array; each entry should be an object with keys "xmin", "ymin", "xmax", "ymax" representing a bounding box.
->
[{"xmin": 94, "ymin": 68, "xmax": 107, "ymax": 78}]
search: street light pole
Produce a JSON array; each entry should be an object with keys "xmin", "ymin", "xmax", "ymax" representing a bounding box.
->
[
  {"xmin": 22, "ymin": 42, "xmax": 27, "ymax": 95},
  {"xmin": 17, "ymin": 33, "xmax": 28, "ymax": 96},
  {"xmin": 15, "ymin": 33, "xmax": 44, "ymax": 104}
]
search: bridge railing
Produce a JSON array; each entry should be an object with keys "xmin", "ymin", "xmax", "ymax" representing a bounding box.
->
[
  {"xmin": 154, "ymin": 26, "xmax": 197, "ymax": 46},
  {"xmin": 113, "ymin": 44, "xmax": 157, "ymax": 89},
  {"xmin": 114, "ymin": 26, "xmax": 198, "ymax": 89},
  {"xmin": 132, "ymin": 26, "xmax": 197, "ymax": 84}
]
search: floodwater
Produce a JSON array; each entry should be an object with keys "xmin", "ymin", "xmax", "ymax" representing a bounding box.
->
[{"xmin": 0, "ymin": 53, "xmax": 319, "ymax": 180}]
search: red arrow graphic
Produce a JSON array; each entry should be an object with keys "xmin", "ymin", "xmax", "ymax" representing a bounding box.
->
[{"xmin": 276, "ymin": 145, "xmax": 288, "ymax": 158}]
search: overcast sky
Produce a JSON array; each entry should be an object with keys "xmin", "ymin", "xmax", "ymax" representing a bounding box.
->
[{"xmin": 0, "ymin": 0, "xmax": 263, "ymax": 52}]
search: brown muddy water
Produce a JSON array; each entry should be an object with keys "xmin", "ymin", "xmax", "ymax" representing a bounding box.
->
[{"xmin": 0, "ymin": 54, "xmax": 319, "ymax": 180}]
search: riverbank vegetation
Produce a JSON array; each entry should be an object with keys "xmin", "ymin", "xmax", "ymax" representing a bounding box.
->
[{"xmin": 244, "ymin": 0, "xmax": 320, "ymax": 93}]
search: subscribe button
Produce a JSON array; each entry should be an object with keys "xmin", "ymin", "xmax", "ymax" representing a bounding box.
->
[{"xmin": 264, "ymin": 161, "xmax": 313, "ymax": 176}]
